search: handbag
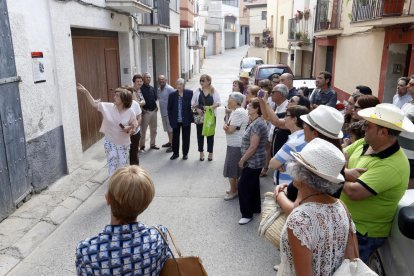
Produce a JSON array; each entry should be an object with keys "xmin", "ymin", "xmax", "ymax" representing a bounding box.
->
[
  {"xmin": 193, "ymin": 90, "xmax": 206, "ymax": 125},
  {"xmin": 258, "ymin": 192, "xmax": 287, "ymax": 249},
  {"xmin": 333, "ymin": 202, "xmax": 378, "ymax": 276},
  {"xmin": 202, "ymin": 107, "xmax": 216, "ymax": 136},
  {"xmin": 155, "ymin": 227, "xmax": 208, "ymax": 276}
]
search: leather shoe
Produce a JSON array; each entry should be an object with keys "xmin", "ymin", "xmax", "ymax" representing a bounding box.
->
[
  {"xmin": 224, "ymin": 192, "xmax": 238, "ymax": 201},
  {"xmin": 150, "ymin": 145, "xmax": 160, "ymax": 150},
  {"xmin": 170, "ymin": 154, "xmax": 179, "ymax": 160},
  {"xmin": 183, "ymin": 155, "xmax": 188, "ymax": 160},
  {"xmin": 166, "ymin": 147, "xmax": 173, "ymax": 153},
  {"xmin": 162, "ymin": 142, "xmax": 171, "ymax": 148}
]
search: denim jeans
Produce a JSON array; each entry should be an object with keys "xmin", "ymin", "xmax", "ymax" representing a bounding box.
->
[{"xmin": 356, "ymin": 232, "xmax": 386, "ymax": 263}]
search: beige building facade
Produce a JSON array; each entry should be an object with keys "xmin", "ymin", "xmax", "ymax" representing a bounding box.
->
[{"xmin": 313, "ymin": 0, "xmax": 414, "ymax": 102}]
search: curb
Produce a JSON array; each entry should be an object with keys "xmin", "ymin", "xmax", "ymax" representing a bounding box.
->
[{"xmin": 0, "ymin": 163, "xmax": 108, "ymax": 275}]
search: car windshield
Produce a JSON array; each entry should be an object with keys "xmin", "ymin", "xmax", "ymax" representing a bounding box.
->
[
  {"xmin": 258, "ymin": 68, "xmax": 286, "ymax": 79},
  {"xmin": 243, "ymin": 59, "xmax": 263, "ymax": 68}
]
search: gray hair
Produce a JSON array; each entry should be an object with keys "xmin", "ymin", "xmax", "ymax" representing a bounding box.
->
[
  {"xmin": 273, "ymin": 84, "xmax": 289, "ymax": 98},
  {"xmin": 176, "ymin": 78, "xmax": 185, "ymax": 86},
  {"xmin": 281, "ymin": 73, "xmax": 293, "ymax": 81},
  {"xmin": 229, "ymin": 92, "xmax": 245, "ymax": 106},
  {"xmin": 287, "ymin": 161, "xmax": 343, "ymax": 195}
]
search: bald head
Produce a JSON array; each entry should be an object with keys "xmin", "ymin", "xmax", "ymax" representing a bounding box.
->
[{"xmin": 280, "ymin": 73, "xmax": 293, "ymax": 89}]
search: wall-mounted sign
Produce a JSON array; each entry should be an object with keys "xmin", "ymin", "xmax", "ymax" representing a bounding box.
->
[
  {"xmin": 392, "ymin": 64, "xmax": 402, "ymax": 74},
  {"xmin": 31, "ymin": 52, "xmax": 46, "ymax": 83}
]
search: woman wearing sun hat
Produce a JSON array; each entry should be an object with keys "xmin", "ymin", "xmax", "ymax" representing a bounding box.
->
[
  {"xmin": 274, "ymin": 105, "xmax": 346, "ymax": 218},
  {"xmin": 276, "ymin": 138, "xmax": 355, "ymax": 276}
]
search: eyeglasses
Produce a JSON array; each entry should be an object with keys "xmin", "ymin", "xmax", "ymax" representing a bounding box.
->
[
  {"xmin": 289, "ymin": 98, "xmax": 298, "ymax": 103},
  {"xmin": 354, "ymin": 105, "xmax": 362, "ymax": 110},
  {"xmin": 200, "ymin": 79, "xmax": 206, "ymax": 83}
]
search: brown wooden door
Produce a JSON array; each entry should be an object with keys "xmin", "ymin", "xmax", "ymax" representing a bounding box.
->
[{"xmin": 72, "ymin": 30, "xmax": 120, "ymax": 151}]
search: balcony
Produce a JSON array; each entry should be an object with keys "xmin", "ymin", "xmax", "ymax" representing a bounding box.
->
[
  {"xmin": 351, "ymin": 0, "xmax": 414, "ymax": 27},
  {"xmin": 288, "ymin": 12, "xmax": 312, "ymax": 46},
  {"xmin": 180, "ymin": 0, "xmax": 194, "ymax": 28},
  {"xmin": 141, "ymin": 0, "xmax": 170, "ymax": 29},
  {"xmin": 314, "ymin": 0, "xmax": 343, "ymax": 36},
  {"xmin": 188, "ymin": 31, "xmax": 202, "ymax": 49},
  {"xmin": 106, "ymin": 0, "xmax": 152, "ymax": 14}
]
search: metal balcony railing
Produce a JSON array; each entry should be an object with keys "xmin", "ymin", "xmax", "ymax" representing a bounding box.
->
[
  {"xmin": 314, "ymin": 0, "xmax": 342, "ymax": 32},
  {"xmin": 142, "ymin": 0, "xmax": 170, "ymax": 27},
  {"xmin": 352, "ymin": 0, "xmax": 414, "ymax": 22}
]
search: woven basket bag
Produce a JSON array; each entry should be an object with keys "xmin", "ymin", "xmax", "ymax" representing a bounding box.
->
[{"xmin": 258, "ymin": 192, "xmax": 287, "ymax": 249}]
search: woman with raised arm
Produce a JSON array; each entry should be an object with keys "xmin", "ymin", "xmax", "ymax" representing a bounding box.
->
[{"xmin": 77, "ymin": 84, "xmax": 137, "ymax": 176}]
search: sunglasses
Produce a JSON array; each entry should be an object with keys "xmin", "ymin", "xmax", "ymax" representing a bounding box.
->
[{"xmin": 200, "ymin": 79, "xmax": 206, "ymax": 83}]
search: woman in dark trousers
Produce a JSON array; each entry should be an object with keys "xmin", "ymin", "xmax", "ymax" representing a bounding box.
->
[
  {"xmin": 167, "ymin": 78, "xmax": 194, "ymax": 160},
  {"xmin": 191, "ymin": 74, "xmax": 221, "ymax": 161}
]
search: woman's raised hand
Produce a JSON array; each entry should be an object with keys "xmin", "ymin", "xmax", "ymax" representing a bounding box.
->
[{"xmin": 77, "ymin": 83, "xmax": 88, "ymax": 93}]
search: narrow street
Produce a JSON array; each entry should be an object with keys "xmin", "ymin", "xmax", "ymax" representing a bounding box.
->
[{"xmin": 8, "ymin": 46, "xmax": 277, "ymax": 276}]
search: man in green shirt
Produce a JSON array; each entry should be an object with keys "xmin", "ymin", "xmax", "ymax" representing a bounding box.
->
[{"xmin": 341, "ymin": 103, "xmax": 414, "ymax": 263}]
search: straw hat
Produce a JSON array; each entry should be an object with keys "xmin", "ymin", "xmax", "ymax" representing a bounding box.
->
[
  {"xmin": 291, "ymin": 138, "xmax": 345, "ymax": 184},
  {"xmin": 239, "ymin": 71, "xmax": 249, "ymax": 78},
  {"xmin": 300, "ymin": 105, "xmax": 344, "ymax": 139},
  {"xmin": 358, "ymin": 103, "xmax": 414, "ymax": 132}
]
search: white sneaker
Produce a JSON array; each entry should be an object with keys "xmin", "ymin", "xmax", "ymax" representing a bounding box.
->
[
  {"xmin": 238, "ymin": 218, "xmax": 252, "ymax": 225},
  {"xmin": 273, "ymin": 265, "xmax": 279, "ymax": 271}
]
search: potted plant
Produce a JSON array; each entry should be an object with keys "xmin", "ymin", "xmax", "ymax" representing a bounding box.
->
[
  {"xmin": 304, "ymin": 8, "xmax": 310, "ymax": 20},
  {"xmin": 295, "ymin": 32, "xmax": 303, "ymax": 40},
  {"xmin": 319, "ymin": 13, "xmax": 330, "ymax": 30}
]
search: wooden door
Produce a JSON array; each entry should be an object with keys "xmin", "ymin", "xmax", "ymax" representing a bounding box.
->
[{"xmin": 72, "ymin": 29, "xmax": 120, "ymax": 151}]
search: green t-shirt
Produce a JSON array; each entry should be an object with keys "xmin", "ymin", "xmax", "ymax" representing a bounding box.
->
[{"xmin": 340, "ymin": 138, "xmax": 409, "ymax": 237}]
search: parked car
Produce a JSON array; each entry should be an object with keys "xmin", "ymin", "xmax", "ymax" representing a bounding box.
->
[
  {"xmin": 240, "ymin": 57, "xmax": 264, "ymax": 74},
  {"xmin": 368, "ymin": 189, "xmax": 414, "ymax": 275},
  {"xmin": 249, "ymin": 64, "xmax": 293, "ymax": 85}
]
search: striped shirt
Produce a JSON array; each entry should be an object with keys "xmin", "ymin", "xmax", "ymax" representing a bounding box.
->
[
  {"xmin": 241, "ymin": 117, "xmax": 268, "ymax": 169},
  {"xmin": 273, "ymin": 129, "xmax": 307, "ymax": 184}
]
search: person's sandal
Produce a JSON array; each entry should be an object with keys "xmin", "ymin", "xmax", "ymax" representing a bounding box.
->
[
  {"xmin": 260, "ymin": 168, "xmax": 268, "ymax": 177},
  {"xmin": 208, "ymin": 153, "xmax": 213, "ymax": 161},
  {"xmin": 199, "ymin": 152, "xmax": 205, "ymax": 161}
]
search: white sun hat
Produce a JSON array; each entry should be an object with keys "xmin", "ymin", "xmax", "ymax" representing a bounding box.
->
[
  {"xmin": 300, "ymin": 105, "xmax": 344, "ymax": 139},
  {"xmin": 291, "ymin": 138, "xmax": 345, "ymax": 184},
  {"xmin": 358, "ymin": 103, "xmax": 414, "ymax": 133}
]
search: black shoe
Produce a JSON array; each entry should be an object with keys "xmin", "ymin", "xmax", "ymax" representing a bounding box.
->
[
  {"xmin": 140, "ymin": 146, "xmax": 145, "ymax": 151},
  {"xmin": 166, "ymin": 147, "xmax": 173, "ymax": 153},
  {"xmin": 162, "ymin": 142, "xmax": 171, "ymax": 148},
  {"xmin": 183, "ymin": 155, "xmax": 188, "ymax": 160},
  {"xmin": 170, "ymin": 154, "xmax": 179, "ymax": 160},
  {"xmin": 150, "ymin": 145, "xmax": 160, "ymax": 150}
]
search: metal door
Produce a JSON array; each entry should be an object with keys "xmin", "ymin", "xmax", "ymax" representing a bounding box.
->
[{"xmin": 0, "ymin": 0, "xmax": 30, "ymax": 221}]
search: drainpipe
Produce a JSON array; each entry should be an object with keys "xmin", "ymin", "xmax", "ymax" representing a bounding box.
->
[{"xmin": 310, "ymin": 37, "xmax": 315, "ymax": 77}]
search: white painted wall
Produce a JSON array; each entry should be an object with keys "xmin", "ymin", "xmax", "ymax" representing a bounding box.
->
[
  {"xmin": 7, "ymin": 0, "xmax": 140, "ymax": 171},
  {"xmin": 249, "ymin": 6, "xmax": 267, "ymax": 36}
]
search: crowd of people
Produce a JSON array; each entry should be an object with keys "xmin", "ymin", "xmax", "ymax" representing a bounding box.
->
[{"xmin": 74, "ymin": 70, "xmax": 414, "ymax": 275}]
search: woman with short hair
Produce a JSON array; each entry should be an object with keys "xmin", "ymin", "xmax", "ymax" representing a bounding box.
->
[
  {"xmin": 77, "ymin": 84, "xmax": 138, "ymax": 176},
  {"xmin": 238, "ymin": 98, "xmax": 269, "ymax": 225},
  {"xmin": 76, "ymin": 165, "xmax": 171, "ymax": 275},
  {"xmin": 223, "ymin": 92, "xmax": 249, "ymax": 200},
  {"xmin": 167, "ymin": 78, "xmax": 194, "ymax": 160}
]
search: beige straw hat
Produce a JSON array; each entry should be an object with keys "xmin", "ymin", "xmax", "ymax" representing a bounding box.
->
[{"xmin": 358, "ymin": 103, "xmax": 414, "ymax": 132}]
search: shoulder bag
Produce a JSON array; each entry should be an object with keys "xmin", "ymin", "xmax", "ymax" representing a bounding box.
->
[
  {"xmin": 333, "ymin": 202, "xmax": 378, "ymax": 276},
  {"xmin": 193, "ymin": 90, "xmax": 206, "ymax": 125},
  {"xmin": 258, "ymin": 192, "xmax": 287, "ymax": 249},
  {"xmin": 155, "ymin": 227, "xmax": 208, "ymax": 276}
]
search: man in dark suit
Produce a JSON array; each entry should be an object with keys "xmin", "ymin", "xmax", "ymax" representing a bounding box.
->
[{"xmin": 167, "ymin": 79, "xmax": 194, "ymax": 160}]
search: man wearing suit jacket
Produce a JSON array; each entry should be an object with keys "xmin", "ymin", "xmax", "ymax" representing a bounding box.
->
[{"xmin": 167, "ymin": 79, "xmax": 194, "ymax": 160}]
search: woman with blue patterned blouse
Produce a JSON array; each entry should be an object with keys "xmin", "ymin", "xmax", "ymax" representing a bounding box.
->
[{"xmin": 76, "ymin": 166, "xmax": 170, "ymax": 275}]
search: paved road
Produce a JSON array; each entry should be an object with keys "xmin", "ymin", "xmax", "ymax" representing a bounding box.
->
[{"xmin": 8, "ymin": 46, "xmax": 278, "ymax": 276}]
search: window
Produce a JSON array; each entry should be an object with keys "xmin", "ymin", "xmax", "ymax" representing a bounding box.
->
[
  {"xmin": 261, "ymin": 11, "xmax": 267, "ymax": 20},
  {"xmin": 280, "ymin": 16, "xmax": 284, "ymax": 34}
]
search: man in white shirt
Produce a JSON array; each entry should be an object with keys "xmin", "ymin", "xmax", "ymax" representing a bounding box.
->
[{"xmin": 393, "ymin": 77, "xmax": 412, "ymax": 109}]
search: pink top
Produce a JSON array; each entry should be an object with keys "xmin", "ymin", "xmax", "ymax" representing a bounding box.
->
[{"xmin": 97, "ymin": 102, "xmax": 137, "ymax": 146}]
